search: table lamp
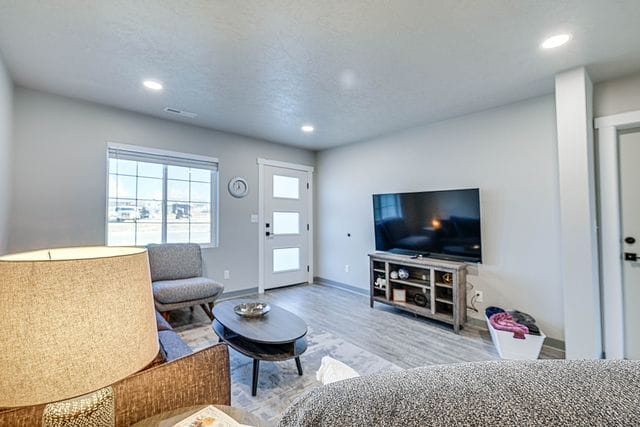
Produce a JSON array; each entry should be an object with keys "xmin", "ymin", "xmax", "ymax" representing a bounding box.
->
[{"xmin": 0, "ymin": 246, "xmax": 159, "ymax": 426}]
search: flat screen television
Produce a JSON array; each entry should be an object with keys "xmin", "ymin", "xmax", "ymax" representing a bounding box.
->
[{"xmin": 373, "ymin": 188, "xmax": 482, "ymax": 263}]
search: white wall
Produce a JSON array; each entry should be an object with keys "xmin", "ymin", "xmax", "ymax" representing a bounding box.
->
[
  {"xmin": 594, "ymin": 72, "xmax": 640, "ymax": 117},
  {"xmin": 0, "ymin": 53, "xmax": 12, "ymax": 255},
  {"xmin": 316, "ymin": 95, "xmax": 564, "ymax": 340},
  {"xmin": 10, "ymin": 87, "xmax": 315, "ymax": 293}
]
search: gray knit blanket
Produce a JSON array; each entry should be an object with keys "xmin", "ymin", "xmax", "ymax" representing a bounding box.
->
[{"xmin": 278, "ymin": 360, "xmax": 640, "ymax": 426}]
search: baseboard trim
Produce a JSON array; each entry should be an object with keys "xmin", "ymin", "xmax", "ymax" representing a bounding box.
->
[
  {"xmin": 314, "ymin": 277, "xmax": 369, "ymax": 296},
  {"xmin": 219, "ymin": 287, "xmax": 259, "ymax": 300},
  {"xmin": 466, "ymin": 317, "xmax": 566, "ymax": 352},
  {"xmin": 315, "ymin": 278, "xmax": 566, "ymax": 353}
]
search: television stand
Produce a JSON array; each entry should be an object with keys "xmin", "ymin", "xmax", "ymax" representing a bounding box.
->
[{"xmin": 369, "ymin": 252, "xmax": 467, "ymax": 333}]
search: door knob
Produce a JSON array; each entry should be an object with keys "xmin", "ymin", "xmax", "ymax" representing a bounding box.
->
[
  {"xmin": 624, "ymin": 252, "xmax": 637, "ymax": 262},
  {"xmin": 266, "ymin": 231, "xmax": 271, "ymax": 237},
  {"xmin": 625, "ymin": 236, "xmax": 636, "ymax": 244}
]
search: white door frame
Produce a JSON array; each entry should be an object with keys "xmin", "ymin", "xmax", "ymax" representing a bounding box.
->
[
  {"xmin": 257, "ymin": 158, "xmax": 314, "ymax": 294},
  {"xmin": 595, "ymin": 109, "xmax": 640, "ymax": 359}
]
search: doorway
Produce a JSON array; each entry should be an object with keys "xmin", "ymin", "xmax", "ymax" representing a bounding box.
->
[
  {"xmin": 596, "ymin": 111, "xmax": 640, "ymax": 359},
  {"xmin": 619, "ymin": 130, "xmax": 640, "ymax": 358},
  {"xmin": 257, "ymin": 159, "xmax": 314, "ymax": 292}
]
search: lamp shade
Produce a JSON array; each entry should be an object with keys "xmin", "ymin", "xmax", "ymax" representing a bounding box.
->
[{"xmin": 0, "ymin": 246, "xmax": 159, "ymax": 407}]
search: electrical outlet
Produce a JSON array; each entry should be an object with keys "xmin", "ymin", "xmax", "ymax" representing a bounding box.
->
[
  {"xmin": 345, "ymin": 264, "xmax": 350, "ymax": 273},
  {"xmin": 474, "ymin": 290, "xmax": 483, "ymax": 303},
  {"xmin": 224, "ymin": 270, "xmax": 230, "ymax": 280}
]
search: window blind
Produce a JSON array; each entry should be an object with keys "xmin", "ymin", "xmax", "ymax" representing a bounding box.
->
[{"xmin": 108, "ymin": 146, "xmax": 218, "ymax": 171}]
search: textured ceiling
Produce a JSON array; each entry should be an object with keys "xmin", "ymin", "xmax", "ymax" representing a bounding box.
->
[{"xmin": 1, "ymin": 1, "xmax": 640, "ymax": 150}]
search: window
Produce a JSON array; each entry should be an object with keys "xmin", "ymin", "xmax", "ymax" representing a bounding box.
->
[
  {"xmin": 107, "ymin": 144, "xmax": 218, "ymax": 247},
  {"xmin": 273, "ymin": 174, "xmax": 300, "ymax": 199}
]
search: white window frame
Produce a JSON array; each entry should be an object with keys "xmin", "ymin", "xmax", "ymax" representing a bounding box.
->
[{"xmin": 105, "ymin": 142, "xmax": 219, "ymax": 248}]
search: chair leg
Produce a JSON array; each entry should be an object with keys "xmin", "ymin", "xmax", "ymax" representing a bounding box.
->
[{"xmin": 201, "ymin": 304, "xmax": 214, "ymax": 321}]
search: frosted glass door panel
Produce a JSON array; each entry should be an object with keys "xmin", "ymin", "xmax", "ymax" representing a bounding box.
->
[
  {"xmin": 273, "ymin": 212, "xmax": 300, "ymax": 234},
  {"xmin": 273, "ymin": 247, "xmax": 300, "ymax": 272},
  {"xmin": 273, "ymin": 175, "xmax": 299, "ymax": 199}
]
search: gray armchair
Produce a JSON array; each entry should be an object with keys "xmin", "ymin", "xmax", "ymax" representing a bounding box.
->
[{"xmin": 147, "ymin": 243, "xmax": 224, "ymax": 320}]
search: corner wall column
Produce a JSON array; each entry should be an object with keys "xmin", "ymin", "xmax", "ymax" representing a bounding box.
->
[{"xmin": 555, "ymin": 67, "xmax": 602, "ymax": 359}]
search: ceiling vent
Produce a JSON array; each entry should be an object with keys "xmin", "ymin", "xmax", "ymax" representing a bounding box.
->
[{"xmin": 163, "ymin": 107, "xmax": 198, "ymax": 118}]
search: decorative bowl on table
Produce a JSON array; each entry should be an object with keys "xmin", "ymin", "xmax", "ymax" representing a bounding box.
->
[{"xmin": 234, "ymin": 302, "xmax": 271, "ymax": 318}]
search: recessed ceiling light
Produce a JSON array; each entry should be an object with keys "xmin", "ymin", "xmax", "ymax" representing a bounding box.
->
[
  {"xmin": 301, "ymin": 125, "xmax": 314, "ymax": 133},
  {"xmin": 143, "ymin": 80, "xmax": 163, "ymax": 90},
  {"xmin": 541, "ymin": 33, "xmax": 572, "ymax": 49}
]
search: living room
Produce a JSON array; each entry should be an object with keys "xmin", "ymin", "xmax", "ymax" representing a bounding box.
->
[{"xmin": 1, "ymin": 1, "xmax": 640, "ymax": 426}]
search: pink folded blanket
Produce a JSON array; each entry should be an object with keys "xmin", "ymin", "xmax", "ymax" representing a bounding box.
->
[{"xmin": 490, "ymin": 312, "xmax": 529, "ymax": 339}]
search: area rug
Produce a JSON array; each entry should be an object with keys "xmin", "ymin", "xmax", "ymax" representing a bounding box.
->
[{"xmin": 177, "ymin": 322, "xmax": 402, "ymax": 425}]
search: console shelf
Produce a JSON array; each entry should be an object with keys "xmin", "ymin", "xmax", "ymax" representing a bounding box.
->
[
  {"xmin": 435, "ymin": 282, "xmax": 453, "ymax": 289},
  {"xmin": 389, "ymin": 278, "xmax": 431, "ymax": 289},
  {"xmin": 369, "ymin": 252, "xmax": 467, "ymax": 333}
]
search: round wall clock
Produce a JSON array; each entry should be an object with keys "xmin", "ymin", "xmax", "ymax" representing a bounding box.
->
[{"xmin": 228, "ymin": 177, "xmax": 249, "ymax": 198}]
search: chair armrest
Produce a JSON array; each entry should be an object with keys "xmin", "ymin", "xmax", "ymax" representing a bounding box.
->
[
  {"xmin": 0, "ymin": 404, "xmax": 44, "ymax": 426},
  {"xmin": 113, "ymin": 343, "xmax": 230, "ymax": 426},
  {"xmin": 0, "ymin": 344, "xmax": 230, "ymax": 427}
]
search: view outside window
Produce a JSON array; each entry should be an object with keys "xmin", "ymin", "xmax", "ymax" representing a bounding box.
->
[{"xmin": 107, "ymin": 149, "xmax": 217, "ymax": 246}]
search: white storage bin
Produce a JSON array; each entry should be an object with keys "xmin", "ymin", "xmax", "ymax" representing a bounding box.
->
[{"xmin": 485, "ymin": 313, "xmax": 545, "ymax": 360}]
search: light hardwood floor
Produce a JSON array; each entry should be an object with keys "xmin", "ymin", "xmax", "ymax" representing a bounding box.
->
[{"xmin": 172, "ymin": 282, "xmax": 563, "ymax": 368}]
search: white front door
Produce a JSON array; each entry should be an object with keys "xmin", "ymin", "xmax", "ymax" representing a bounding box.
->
[
  {"xmin": 620, "ymin": 130, "xmax": 640, "ymax": 359},
  {"xmin": 263, "ymin": 164, "xmax": 311, "ymax": 290}
]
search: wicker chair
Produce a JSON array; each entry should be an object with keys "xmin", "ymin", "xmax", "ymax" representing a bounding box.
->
[
  {"xmin": 0, "ymin": 343, "xmax": 231, "ymax": 426},
  {"xmin": 147, "ymin": 243, "xmax": 224, "ymax": 320}
]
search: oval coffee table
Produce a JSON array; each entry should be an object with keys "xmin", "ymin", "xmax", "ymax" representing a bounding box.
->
[{"xmin": 212, "ymin": 300, "xmax": 308, "ymax": 396}]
